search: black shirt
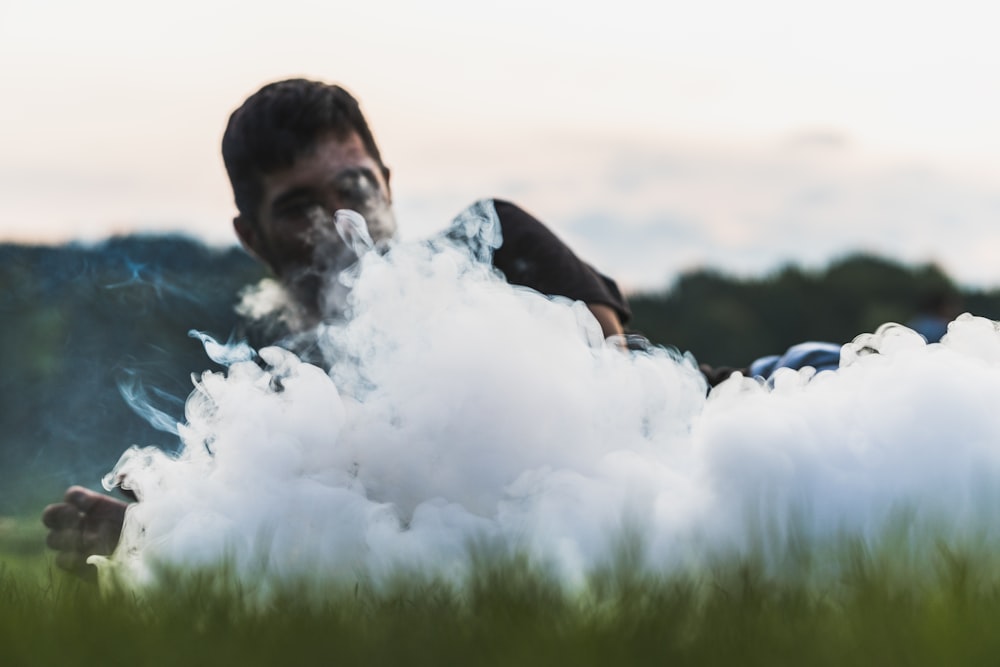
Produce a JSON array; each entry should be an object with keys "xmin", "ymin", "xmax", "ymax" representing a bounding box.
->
[{"xmin": 489, "ymin": 199, "xmax": 631, "ymax": 325}]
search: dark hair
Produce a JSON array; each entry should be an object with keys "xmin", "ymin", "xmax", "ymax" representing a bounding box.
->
[{"xmin": 221, "ymin": 79, "xmax": 388, "ymax": 219}]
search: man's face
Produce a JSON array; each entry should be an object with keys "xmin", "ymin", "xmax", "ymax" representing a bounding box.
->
[{"xmin": 236, "ymin": 131, "xmax": 397, "ymax": 299}]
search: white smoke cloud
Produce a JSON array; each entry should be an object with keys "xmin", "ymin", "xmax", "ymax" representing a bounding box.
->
[{"xmin": 94, "ymin": 206, "xmax": 1000, "ymax": 595}]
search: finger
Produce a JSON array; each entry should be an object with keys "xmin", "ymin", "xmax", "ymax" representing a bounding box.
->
[
  {"xmin": 64, "ymin": 485, "xmax": 104, "ymax": 513},
  {"xmin": 55, "ymin": 551, "xmax": 98, "ymax": 583},
  {"xmin": 46, "ymin": 528, "xmax": 82, "ymax": 552},
  {"xmin": 55, "ymin": 549, "xmax": 86, "ymax": 572},
  {"xmin": 78, "ymin": 528, "xmax": 118, "ymax": 557},
  {"xmin": 42, "ymin": 503, "xmax": 82, "ymax": 530}
]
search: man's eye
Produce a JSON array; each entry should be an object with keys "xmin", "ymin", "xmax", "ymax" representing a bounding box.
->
[
  {"xmin": 333, "ymin": 169, "xmax": 378, "ymax": 202},
  {"xmin": 275, "ymin": 201, "xmax": 314, "ymax": 220}
]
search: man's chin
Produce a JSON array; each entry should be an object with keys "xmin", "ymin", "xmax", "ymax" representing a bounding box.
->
[
  {"xmin": 285, "ymin": 272, "xmax": 321, "ymax": 307},
  {"xmin": 284, "ymin": 269, "xmax": 359, "ymax": 326}
]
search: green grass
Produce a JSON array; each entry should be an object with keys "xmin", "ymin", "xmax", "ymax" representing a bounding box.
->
[{"xmin": 4, "ymin": 515, "xmax": 1000, "ymax": 666}]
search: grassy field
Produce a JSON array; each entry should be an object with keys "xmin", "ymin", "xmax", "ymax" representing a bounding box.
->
[{"xmin": 4, "ymin": 516, "xmax": 1000, "ymax": 666}]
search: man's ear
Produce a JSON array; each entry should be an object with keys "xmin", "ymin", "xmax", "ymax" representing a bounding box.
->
[
  {"xmin": 233, "ymin": 215, "xmax": 267, "ymax": 266},
  {"xmin": 382, "ymin": 166, "xmax": 392, "ymax": 202}
]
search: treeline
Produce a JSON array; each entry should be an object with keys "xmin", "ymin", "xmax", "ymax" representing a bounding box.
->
[
  {"xmin": 2, "ymin": 237, "xmax": 999, "ymax": 512},
  {"xmin": 0, "ymin": 237, "xmax": 262, "ymax": 512},
  {"xmin": 631, "ymin": 254, "xmax": 1000, "ymax": 367}
]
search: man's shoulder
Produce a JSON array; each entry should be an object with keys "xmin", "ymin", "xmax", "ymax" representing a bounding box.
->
[
  {"xmin": 489, "ymin": 198, "xmax": 529, "ymax": 219},
  {"xmin": 469, "ymin": 198, "xmax": 560, "ymax": 246},
  {"xmin": 488, "ymin": 198, "xmax": 542, "ymax": 226},
  {"xmin": 447, "ymin": 198, "xmax": 563, "ymax": 257},
  {"xmin": 464, "ymin": 199, "xmax": 631, "ymax": 324}
]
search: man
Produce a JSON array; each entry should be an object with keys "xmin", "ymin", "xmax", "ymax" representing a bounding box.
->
[
  {"xmin": 43, "ymin": 78, "xmax": 634, "ymax": 577},
  {"xmin": 222, "ymin": 78, "xmax": 629, "ymax": 339}
]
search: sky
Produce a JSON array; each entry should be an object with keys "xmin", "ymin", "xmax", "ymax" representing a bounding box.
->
[{"xmin": 2, "ymin": 0, "xmax": 999, "ymax": 291}]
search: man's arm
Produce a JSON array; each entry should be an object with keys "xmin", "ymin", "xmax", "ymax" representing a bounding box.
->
[
  {"xmin": 42, "ymin": 486, "xmax": 128, "ymax": 579},
  {"xmin": 587, "ymin": 303, "xmax": 624, "ymax": 339},
  {"xmin": 488, "ymin": 200, "xmax": 632, "ymax": 336}
]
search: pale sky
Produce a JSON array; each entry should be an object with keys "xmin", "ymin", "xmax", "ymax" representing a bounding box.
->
[{"xmin": 2, "ymin": 0, "xmax": 999, "ymax": 290}]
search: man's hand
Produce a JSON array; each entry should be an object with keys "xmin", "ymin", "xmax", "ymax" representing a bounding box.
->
[{"xmin": 42, "ymin": 486, "xmax": 128, "ymax": 580}]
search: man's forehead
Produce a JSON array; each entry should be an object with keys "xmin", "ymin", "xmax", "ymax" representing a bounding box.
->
[
  {"xmin": 262, "ymin": 132, "xmax": 376, "ymax": 197},
  {"xmin": 307, "ymin": 131, "xmax": 372, "ymax": 162}
]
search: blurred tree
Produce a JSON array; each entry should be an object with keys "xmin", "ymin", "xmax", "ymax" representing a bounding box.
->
[
  {"xmin": 0, "ymin": 237, "xmax": 264, "ymax": 513},
  {"xmin": 629, "ymin": 253, "xmax": 980, "ymax": 367}
]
